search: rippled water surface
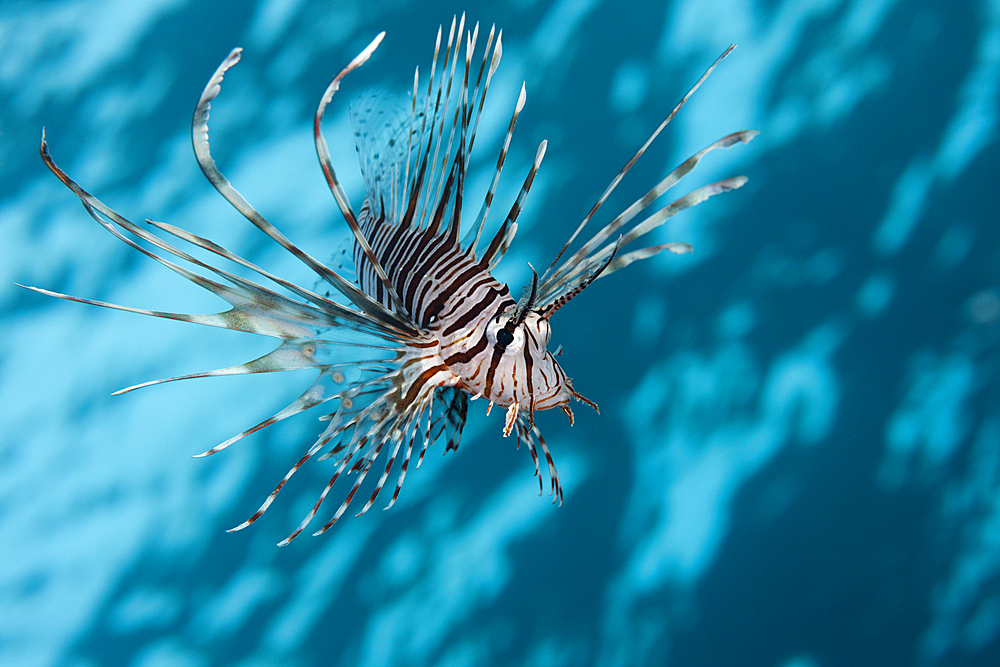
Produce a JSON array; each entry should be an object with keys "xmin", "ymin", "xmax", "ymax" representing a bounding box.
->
[{"xmin": 3, "ymin": 1, "xmax": 998, "ymax": 665}]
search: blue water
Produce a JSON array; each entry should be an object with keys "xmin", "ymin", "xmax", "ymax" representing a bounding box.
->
[{"xmin": 3, "ymin": 1, "xmax": 998, "ymax": 666}]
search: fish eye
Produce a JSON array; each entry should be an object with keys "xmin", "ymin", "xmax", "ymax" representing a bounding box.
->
[
  {"xmin": 496, "ymin": 327, "xmax": 514, "ymax": 349},
  {"xmin": 486, "ymin": 317, "xmax": 524, "ymax": 353}
]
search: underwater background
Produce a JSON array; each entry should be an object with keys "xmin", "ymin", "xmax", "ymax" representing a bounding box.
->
[{"xmin": 3, "ymin": 0, "xmax": 999, "ymax": 665}]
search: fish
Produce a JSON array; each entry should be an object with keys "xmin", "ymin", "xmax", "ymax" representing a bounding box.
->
[{"xmin": 22, "ymin": 15, "xmax": 756, "ymax": 545}]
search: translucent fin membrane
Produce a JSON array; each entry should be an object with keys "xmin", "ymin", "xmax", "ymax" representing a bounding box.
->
[
  {"xmin": 347, "ymin": 12, "xmax": 542, "ymax": 275},
  {"xmin": 23, "ymin": 26, "xmax": 754, "ymax": 546},
  {"xmin": 25, "ymin": 33, "xmax": 474, "ymax": 546},
  {"xmin": 515, "ymin": 413, "xmax": 563, "ymax": 505}
]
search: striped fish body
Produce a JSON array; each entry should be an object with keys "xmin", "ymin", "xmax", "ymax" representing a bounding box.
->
[
  {"xmin": 25, "ymin": 15, "xmax": 756, "ymax": 544},
  {"xmin": 353, "ymin": 203, "xmax": 577, "ymax": 431}
]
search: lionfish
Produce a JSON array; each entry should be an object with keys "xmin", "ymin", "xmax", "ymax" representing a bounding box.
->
[{"xmin": 24, "ymin": 16, "xmax": 755, "ymax": 545}]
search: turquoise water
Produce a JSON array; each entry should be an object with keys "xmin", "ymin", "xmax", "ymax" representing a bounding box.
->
[{"xmin": 3, "ymin": 1, "xmax": 998, "ymax": 665}]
